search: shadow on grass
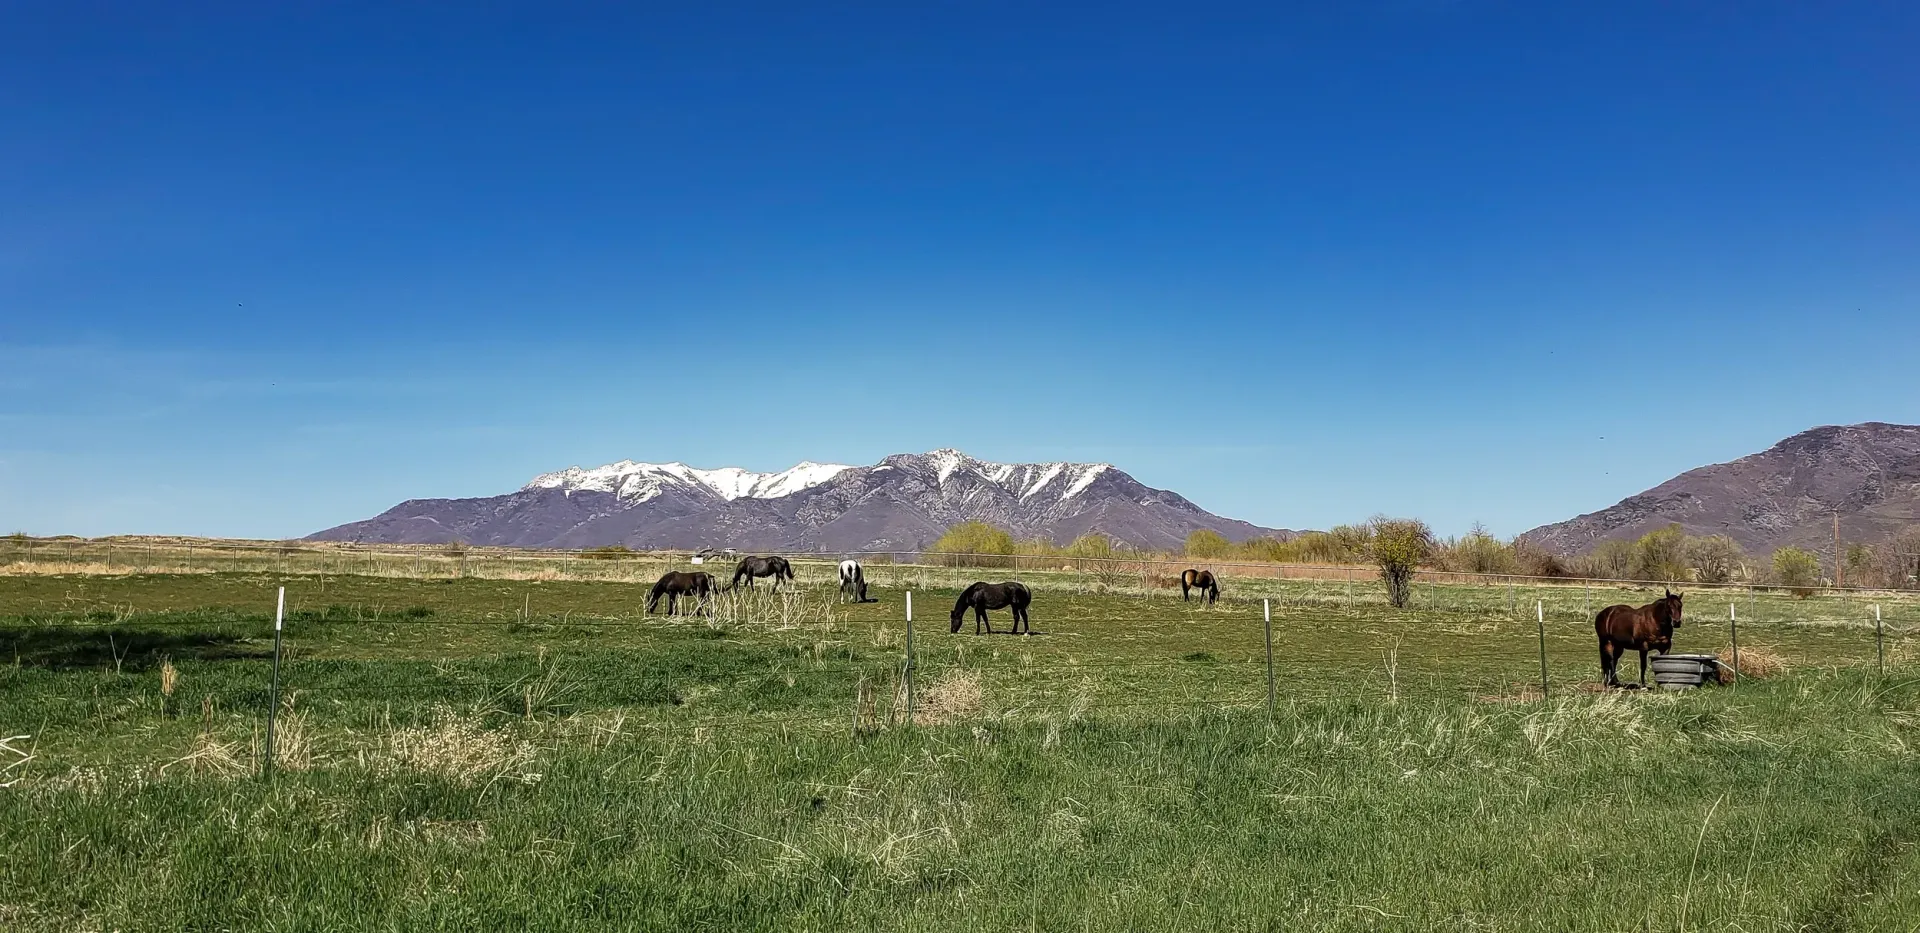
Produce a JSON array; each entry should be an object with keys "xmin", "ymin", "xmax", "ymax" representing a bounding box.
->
[{"xmin": 0, "ymin": 626, "xmax": 266, "ymax": 670}]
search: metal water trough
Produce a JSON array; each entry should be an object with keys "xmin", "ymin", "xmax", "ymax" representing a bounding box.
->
[{"xmin": 1650, "ymin": 654, "xmax": 1725, "ymax": 691}]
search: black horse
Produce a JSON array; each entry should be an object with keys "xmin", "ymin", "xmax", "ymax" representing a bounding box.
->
[
  {"xmin": 728, "ymin": 555, "xmax": 794, "ymax": 590},
  {"xmin": 950, "ymin": 581, "xmax": 1032, "ymax": 635},
  {"xmin": 1180, "ymin": 569, "xmax": 1219, "ymax": 605},
  {"xmin": 838, "ymin": 559, "xmax": 876, "ymax": 603},
  {"xmin": 1595, "ymin": 589, "xmax": 1684, "ymax": 688},
  {"xmin": 648, "ymin": 571, "xmax": 717, "ymax": 615}
]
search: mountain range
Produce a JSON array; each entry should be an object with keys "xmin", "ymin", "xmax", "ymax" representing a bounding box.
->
[
  {"xmin": 1520, "ymin": 422, "xmax": 1920, "ymax": 555},
  {"xmin": 307, "ymin": 449, "xmax": 1290, "ymax": 552}
]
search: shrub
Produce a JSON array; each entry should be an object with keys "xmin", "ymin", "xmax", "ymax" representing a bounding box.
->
[
  {"xmin": 581, "ymin": 545, "xmax": 635, "ymax": 560},
  {"xmin": 930, "ymin": 522, "xmax": 1015, "ymax": 566},
  {"xmin": 1438, "ymin": 523, "xmax": 1517, "ymax": 574},
  {"xmin": 1687, "ymin": 535, "xmax": 1745, "ymax": 585},
  {"xmin": 1585, "ymin": 539, "xmax": 1635, "ymax": 580},
  {"xmin": 1063, "ymin": 535, "xmax": 1114, "ymax": 560},
  {"xmin": 1771, "ymin": 547, "xmax": 1821, "ymax": 592},
  {"xmin": 1630, "ymin": 524, "xmax": 1689, "ymax": 582},
  {"xmin": 1185, "ymin": 530, "xmax": 1230, "ymax": 559},
  {"xmin": 1368, "ymin": 516, "xmax": 1433, "ymax": 609}
]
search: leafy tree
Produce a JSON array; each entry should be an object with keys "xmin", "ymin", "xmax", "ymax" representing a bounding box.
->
[
  {"xmin": 1771, "ymin": 547, "xmax": 1821, "ymax": 589},
  {"xmin": 1185, "ymin": 529, "xmax": 1230, "ymax": 559},
  {"xmin": 1063, "ymin": 534, "xmax": 1114, "ymax": 560},
  {"xmin": 1686, "ymin": 535, "xmax": 1745, "ymax": 584},
  {"xmin": 1588, "ymin": 539, "xmax": 1635, "ymax": 580},
  {"xmin": 1368, "ymin": 517, "xmax": 1433, "ymax": 609},
  {"xmin": 1630, "ymin": 524, "xmax": 1689, "ymax": 582},
  {"xmin": 1445, "ymin": 523, "xmax": 1516, "ymax": 574},
  {"xmin": 930, "ymin": 521, "xmax": 1015, "ymax": 557}
]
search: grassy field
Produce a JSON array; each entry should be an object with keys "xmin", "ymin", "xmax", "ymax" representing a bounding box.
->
[{"xmin": 2, "ymin": 566, "xmax": 1917, "ymax": 930}]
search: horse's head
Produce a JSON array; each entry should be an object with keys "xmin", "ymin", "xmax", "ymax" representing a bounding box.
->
[{"xmin": 1663, "ymin": 589, "xmax": 1684, "ymax": 628}]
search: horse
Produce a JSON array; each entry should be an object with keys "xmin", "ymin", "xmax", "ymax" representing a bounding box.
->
[
  {"xmin": 950, "ymin": 581, "xmax": 1032, "ymax": 635},
  {"xmin": 1595, "ymin": 589, "xmax": 1684, "ymax": 688},
  {"xmin": 725, "ymin": 555, "xmax": 794, "ymax": 590},
  {"xmin": 838, "ymin": 559, "xmax": 875, "ymax": 603},
  {"xmin": 1180, "ymin": 569, "xmax": 1219, "ymax": 605},
  {"xmin": 647, "ymin": 571, "xmax": 717, "ymax": 616}
]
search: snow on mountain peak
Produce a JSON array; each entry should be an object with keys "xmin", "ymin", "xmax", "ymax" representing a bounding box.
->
[{"xmin": 525, "ymin": 459, "xmax": 852, "ymax": 502}]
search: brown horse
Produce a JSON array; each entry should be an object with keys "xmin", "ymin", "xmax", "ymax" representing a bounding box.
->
[
  {"xmin": 648, "ymin": 571, "xmax": 717, "ymax": 615},
  {"xmin": 1180, "ymin": 569, "xmax": 1219, "ymax": 605},
  {"xmin": 1595, "ymin": 589, "xmax": 1684, "ymax": 688}
]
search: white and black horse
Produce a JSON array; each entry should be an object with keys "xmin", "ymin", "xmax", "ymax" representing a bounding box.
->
[{"xmin": 838, "ymin": 559, "xmax": 876, "ymax": 603}]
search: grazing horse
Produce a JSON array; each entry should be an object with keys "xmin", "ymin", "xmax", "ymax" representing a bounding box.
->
[
  {"xmin": 648, "ymin": 571, "xmax": 717, "ymax": 615},
  {"xmin": 950, "ymin": 581, "xmax": 1032, "ymax": 635},
  {"xmin": 1595, "ymin": 589, "xmax": 1684, "ymax": 688},
  {"xmin": 1181, "ymin": 569, "xmax": 1219, "ymax": 605},
  {"xmin": 728, "ymin": 555, "xmax": 795, "ymax": 590},
  {"xmin": 838, "ymin": 559, "xmax": 875, "ymax": 603}
]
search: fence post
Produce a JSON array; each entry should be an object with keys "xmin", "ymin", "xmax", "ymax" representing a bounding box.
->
[
  {"xmin": 1729, "ymin": 602, "xmax": 1739, "ymax": 688},
  {"xmin": 904, "ymin": 592, "xmax": 915, "ymax": 728},
  {"xmin": 1536, "ymin": 600, "xmax": 1549, "ymax": 701},
  {"xmin": 1875, "ymin": 604, "xmax": 1884, "ymax": 675},
  {"xmin": 263, "ymin": 586, "xmax": 285, "ymax": 777},
  {"xmin": 1263, "ymin": 599, "xmax": 1275, "ymax": 719}
]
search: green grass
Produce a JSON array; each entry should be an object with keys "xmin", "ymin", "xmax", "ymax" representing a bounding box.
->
[{"xmin": 2, "ymin": 569, "xmax": 1918, "ymax": 930}]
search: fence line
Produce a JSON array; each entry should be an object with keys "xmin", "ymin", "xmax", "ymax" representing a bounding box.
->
[{"xmin": 7, "ymin": 536, "xmax": 1920, "ymax": 599}]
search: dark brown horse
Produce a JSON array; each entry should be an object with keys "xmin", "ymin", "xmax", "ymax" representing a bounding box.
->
[
  {"xmin": 728, "ymin": 555, "xmax": 794, "ymax": 590},
  {"xmin": 1180, "ymin": 569, "xmax": 1219, "ymax": 605},
  {"xmin": 648, "ymin": 571, "xmax": 717, "ymax": 615},
  {"xmin": 1595, "ymin": 589, "xmax": 1684, "ymax": 688},
  {"xmin": 950, "ymin": 581, "xmax": 1032, "ymax": 635}
]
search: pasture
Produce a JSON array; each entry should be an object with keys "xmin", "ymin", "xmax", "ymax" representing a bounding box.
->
[{"xmin": 2, "ymin": 561, "xmax": 1917, "ymax": 931}]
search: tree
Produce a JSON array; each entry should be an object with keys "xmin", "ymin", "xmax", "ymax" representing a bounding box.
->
[
  {"xmin": 1063, "ymin": 534, "xmax": 1114, "ymax": 560},
  {"xmin": 1630, "ymin": 524, "xmax": 1689, "ymax": 582},
  {"xmin": 1771, "ymin": 547, "xmax": 1821, "ymax": 590},
  {"xmin": 1185, "ymin": 529, "xmax": 1230, "ymax": 559},
  {"xmin": 1445, "ymin": 523, "xmax": 1516, "ymax": 574},
  {"xmin": 930, "ymin": 521, "xmax": 1015, "ymax": 567},
  {"xmin": 1686, "ymin": 535, "xmax": 1745, "ymax": 584},
  {"xmin": 1368, "ymin": 517, "xmax": 1433, "ymax": 609},
  {"xmin": 1588, "ymin": 539, "xmax": 1635, "ymax": 580}
]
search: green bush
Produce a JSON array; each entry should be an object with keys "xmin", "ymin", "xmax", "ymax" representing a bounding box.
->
[
  {"xmin": 1630, "ymin": 524, "xmax": 1689, "ymax": 582},
  {"xmin": 1687, "ymin": 535, "xmax": 1744, "ymax": 584},
  {"xmin": 1185, "ymin": 529, "xmax": 1230, "ymax": 559},
  {"xmin": 930, "ymin": 521, "xmax": 1015, "ymax": 561},
  {"xmin": 1368, "ymin": 516, "xmax": 1433, "ymax": 609},
  {"xmin": 1771, "ymin": 547, "xmax": 1821, "ymax": 591}
]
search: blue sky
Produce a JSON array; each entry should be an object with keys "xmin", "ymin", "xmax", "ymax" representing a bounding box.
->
[{"xmin": 3, "ymin": 2, "xmax": 1916, "ymax": 540}]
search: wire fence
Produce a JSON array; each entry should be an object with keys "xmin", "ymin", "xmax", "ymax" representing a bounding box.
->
[
  {"xmin": 5, "ymin": 536, "xmax": 1917, "ymax": 597},
  {"xmin": 4, "ymin": 575, "xmax": 1914, "ymax": 779}
]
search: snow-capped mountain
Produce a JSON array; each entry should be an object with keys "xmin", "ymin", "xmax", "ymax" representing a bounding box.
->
[
  {"xmin": 524, "ymin": 460, "xmax": 854, "ymax": 503},
  {"xmin": 307, "ymin": 449, "xmax": 1291, "ymax": 552}
]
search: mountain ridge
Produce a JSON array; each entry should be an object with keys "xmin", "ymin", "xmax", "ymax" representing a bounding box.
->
[
  {"xmin": 1520, "ymin": 422, "xmax": 1920, "ymax": 556},
  {"xmin": 308, "ymin": 449, "xmax": 1292, "ymax": 552}
]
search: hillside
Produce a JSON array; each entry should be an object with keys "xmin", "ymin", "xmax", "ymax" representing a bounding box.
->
[
  {"xmin": 1521, "ymin": 422, "xmax": 1920, "ymax": 555},
  {"xmin": 307, "ymin": 449, "xmax": 1291, "ymax": 552}
]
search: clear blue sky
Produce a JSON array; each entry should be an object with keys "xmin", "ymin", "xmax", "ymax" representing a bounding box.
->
[{"xmin": 3, "ymin": 2, "xmax": 1916, "ymax": 540}]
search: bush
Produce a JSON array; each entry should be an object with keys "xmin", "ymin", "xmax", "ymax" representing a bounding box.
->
[
  {"xmin": 930, "ymin": 522, "xmax": 1015, "ymax": 567},
  {"xmin": 1687, "ymin": 535, "xmax": 1745, "ymax": 584},
  {"xmin": 1063, "ymin": 535, "xmax": 1114, "ymax": 560},
  {"xmin": 1368, "ymin": 517, "xmax": 1433, "ymax": 609},
  {"xmin": 581, "ymin": 545, "xmax": 635, "ymax": 560},
  {"xmin": 1630, "ymin": 524, "xmax": 1689, "ymax": 582},
  {"xmin": 1185, "ymin": 529, "xmax": 1230, "ymax": 559},
  {"xmin": 1584, "ymin": 539, "xmax": 1635, "ymax": 580},
  {"xmin": 1771, "ymin": 547, "xmax": 1821, "ymax": 592},
  {"xmin": 1437, "ymin": 523, "xmax": 1516, "ymax": 574}
]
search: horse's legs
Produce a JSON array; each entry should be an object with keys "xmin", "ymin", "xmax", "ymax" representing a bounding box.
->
[
  {"xmin": 1181, "ymin": 582, "xmax": 1190, "ymax": 601},
  {"xmin": 1638, "ymin": 649, "xmax": 1649, "ymax": 688},
  {"xmin": 1599, "ymin": 640, "xmax": 1617, "ymax": 687}
]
